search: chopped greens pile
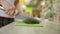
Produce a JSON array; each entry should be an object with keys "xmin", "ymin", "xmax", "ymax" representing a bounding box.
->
[{"xmin": 23, "ymin": 18, "xmax": 40, "ymax": 24}]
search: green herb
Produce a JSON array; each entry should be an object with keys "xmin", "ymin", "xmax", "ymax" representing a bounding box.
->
[{"xmin": 23, "ymin": 18, "xmax": 40, "ymax": 24}]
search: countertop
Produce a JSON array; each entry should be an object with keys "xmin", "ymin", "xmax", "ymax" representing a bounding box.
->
[{"xmin": 0, "ymin": 20, "xmax": 60, "ymax": 34}]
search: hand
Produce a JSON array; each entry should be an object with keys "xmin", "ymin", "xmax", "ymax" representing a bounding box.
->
[
  {"xmin": 1, "ymin": 0, "xmax": 19, "ymax": 16},
  {"xmin": 5, "ymin": 6, "xmax": 19, "ymax": 16}
]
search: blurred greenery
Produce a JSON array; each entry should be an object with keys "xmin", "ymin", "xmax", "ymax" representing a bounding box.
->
[
  {"xmin": 16, "ymin": 20, "xmax": 43, "ymax": 27},
  {"xmin": 25, "ymin": 4, "xmax": 33, "ymax": 14},
  {"xmin": 23, "ymin": 18, "xmax": 40, "ymax": 24},
  {"xmin": 37, "ymin": 0, "xmax": 42, "ymax": 3},
  {"xmin": 25, "ymin": 0, "xmax": 42, "ymax": 14}
]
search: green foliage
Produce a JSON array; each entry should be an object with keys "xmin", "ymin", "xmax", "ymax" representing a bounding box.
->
[
  {"xmin": 23, "ymin": 18, "xmax": 40, "ymax": 24},
  {"xmin": 37, "ymin": 0, "xmax": 42, "ymax": 3}
]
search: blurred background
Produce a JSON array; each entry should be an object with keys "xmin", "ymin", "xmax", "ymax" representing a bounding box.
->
[{"xmin": 0, "ymin": 0, "xmax": 60, "ymax": 34}]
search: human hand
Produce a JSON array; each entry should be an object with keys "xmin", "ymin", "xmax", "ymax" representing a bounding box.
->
[{"xmin": 1, "ymin": 0, "xmax": 19, "ymax": 16}]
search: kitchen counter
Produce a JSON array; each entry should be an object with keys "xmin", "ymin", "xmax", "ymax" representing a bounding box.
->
[
  {"xmin": 0, "ymin": 20, "xmax": 60, "ymax": 34},
  {"xmin": 0, "ymin": 22, "xmax": 43, "ymax": 34}
]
